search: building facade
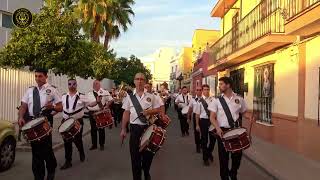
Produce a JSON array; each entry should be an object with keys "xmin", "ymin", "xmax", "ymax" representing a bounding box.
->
[
  {"xmin": 0, "ymin": 0, "xmax": 43, "ymax": 48},
  {"xmin": 178, "ymin": 47, "xmax": 193, "ymax": 91},
  {"xmin": 209, "ymin": 0, "xmax": 320, "ymax": 161}
]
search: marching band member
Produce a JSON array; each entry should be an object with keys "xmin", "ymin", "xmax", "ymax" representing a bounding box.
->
[
  {"xmin": 60, "ymin": 79, "xmax": 101, "ymax": 170},
  {"xmin": 18, "ymin": 68, "xmax": 62, "ymax": 180},
  {"xmin": 208, "ymin": 77, "xmax": 253, "ymax": 180},
  {"xmin": 187, "ymin": 86, "xmax": 202, "ymax": 153},
  {"xmin": 144, "ymin": 82, "xmax": 165, "ymax": 114},
  {"xmin": 175, "ymin": 86, "xmax": 192, "ymax": 137},
  {"xmin": 87, "ymin": 80, "xmax": 113, "ymax": 151},
  {"xmin": 120, "ymin": 73, "xmax": 162, "ymax": 180},
  {"xmin": 195, "ymin": 84, "xmax": 216, "ymax": 166}
]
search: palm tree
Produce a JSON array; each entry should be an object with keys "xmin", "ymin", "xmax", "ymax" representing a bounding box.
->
[{"xmin": 103, "ymin": 0, "xmax": 135, "ymax": 48}]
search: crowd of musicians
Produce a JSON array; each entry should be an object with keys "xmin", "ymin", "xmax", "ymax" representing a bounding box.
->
[{"xmin": 17, "ymin": 68, "xmax": 253, "ymax": 180}]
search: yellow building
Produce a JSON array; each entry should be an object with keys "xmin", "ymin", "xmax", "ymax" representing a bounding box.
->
[
  {"xmin": 192, "ymin": 29, "xmax": 220, "ymax": 62},
  {"xmin": 209, "ymin": 0, "xmax": 320, "ymax": 161},
  {"xmin": 177, "ymin": 47, "xmax": 193, "ymax": 90},
  {"xmin": 142, "ymin": 48, "xmax": 176, "ymax": 90}
]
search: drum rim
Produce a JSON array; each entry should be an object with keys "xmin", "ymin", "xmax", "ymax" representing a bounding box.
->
[
  {"xmin": 21, "ymin": 117, "xmax": 46, "ymax": 130},
  {"xmin": 25, "ymin": 128, "xmax": 52, "ymax": 142},
  {"xmin": 223, "ymin": 128, "xmax": 247, "ymax": 138},
  {"xmin": 58, "ymin": 118, "xmax": 76, "ymax": 133},
  {"xmin": 93, "ymin": 109, "xmax": 111, "ymax": 115}
]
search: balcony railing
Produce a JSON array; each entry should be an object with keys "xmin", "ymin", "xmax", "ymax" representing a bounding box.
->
[
  {"xmin": 285, "ymin": 0, "xmax": 320, "ymax": 20},
  {"xmin": 211, "ymin": 0, "xmax": 285, "ymax": 63}
]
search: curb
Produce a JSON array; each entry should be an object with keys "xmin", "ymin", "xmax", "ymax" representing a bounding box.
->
[
  {"xmin": 16, "ymin": 129, "xmax": 91, "ymax": 152},
  {"xmin": 243, "ymin": 152, "xmax": 280, "ymax": 180}
]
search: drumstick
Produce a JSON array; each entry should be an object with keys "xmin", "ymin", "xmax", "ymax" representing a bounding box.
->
[
  {"xmin": 121, "ymin": 138, "xmax": 125, "ymax": 148},
  {"xmin": 132, "ymin": 105, "xmax": 152, "ymax": 122}
]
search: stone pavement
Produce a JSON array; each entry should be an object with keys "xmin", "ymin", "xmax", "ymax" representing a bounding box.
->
[
  {"xmin": 1, "ymin": 107, "xmax": 274, "ymax": 180},
  {"xmin": 245, "ymin": 136, "xmax": 320, "ymax": 180}
]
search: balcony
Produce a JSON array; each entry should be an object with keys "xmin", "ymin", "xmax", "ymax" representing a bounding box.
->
[
  {"xmin": 209, "ymin": 0, "xmax": 296, "ymax": 70},
  {"xmin": 284, "ymin": 0, "xmax": 320, "ymax": 36}
]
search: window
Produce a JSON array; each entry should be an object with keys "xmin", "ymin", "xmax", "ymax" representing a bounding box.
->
[
  {"xmin": 253, "ymin": 63, "xmax": 274, "ymax": 124},
  {"xmin": 2, "ymin": 13, "xmax": 13, "ymax": 29}
]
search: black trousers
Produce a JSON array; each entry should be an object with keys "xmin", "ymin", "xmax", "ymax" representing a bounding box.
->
[
  {"xmin": 31, "ymin": 135, "xmax": 57, "ymax": 180},
  {"xmin": 129, "ymin": 124, "xmax": 154, "ymax": 180},
  {"xmin": 217, "ymin": 129, "xmax": 242, "ymax": 180},
  {"xmin": 177, "ymin": 108, "xmax": 189, "ymax": 135},
  {"xmin": 89, "ymin": 112, "xmax": 105, "ymax": 147},
  {"xmin": 112, "ymin": 103, "xmax": 124, "ymax": 126},
  {"xmin": 192, "ymin": 113, "xmax": 201, "ymax": 149},
  {"xmin": 63, "ymin": 119, "xmax": 84, "ymax": 163},
  {"xmin": 200, "ymin": 118, "xmax": 216, "ymax": 161}
]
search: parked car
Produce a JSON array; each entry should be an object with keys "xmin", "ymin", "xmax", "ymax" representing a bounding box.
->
[{"xmin": 0, "ymin": 120, "xmax": 16, "ymax": 172}]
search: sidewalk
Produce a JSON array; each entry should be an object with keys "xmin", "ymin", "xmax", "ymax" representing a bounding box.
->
[
  {"xmin": 244, "ymin": 136, "xmax": 320, "ymax": 180},
  {"xmin": 16, "ymin": 114, "xmax": 91, "ymax": 152}
]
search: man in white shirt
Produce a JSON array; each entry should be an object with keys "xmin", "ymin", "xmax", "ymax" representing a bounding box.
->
[
  {"xmin": 187, "ymin": 86, "xmax": 202, "ymax": 153},
  {"xmin": 60, "ymin": 79, "xmax": 101, "ymax": 170},
  {"xmin": 195, "ymin": 84, "xmax": 216, "ymax": 166},
  {"xmin": 175, "ymin": 86, "xmax": 192, "ymax": 136},
  {"xmin": 87, "ymin": 80, "xmax": 113, "ymax": 151},
  {"xmin": 144, "ymin": 82, "xmax": 165, "ymax": 114},
  {"xmin": 208, "ymin": 77, "xmax": 253, "ymax": 180},
  {"xmin": 18, "ymin": 68, "xmax": 63, "ymax": 180},
  {"xmin": 120, "ymin": 73, "xmax": 162, "ymax": 180}
]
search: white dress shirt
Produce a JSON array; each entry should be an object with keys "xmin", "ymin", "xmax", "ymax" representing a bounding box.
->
[
  {"xmin": 21, "ymin": 83, "xmax": 61, "ymax": 117},
  {"xmin": 122, "ymin": 89, "xmax": 162, "ymax": 125},
  {"xmin": 194, "ymin": 95, "xmax": 214, "ymax": 119},
  {"xmin": 62, "ymin": 91, "xmax": 91, "ymax": 120},
  {"xmin": 175, "ymin": 93, "xmax": 192, "ymax": 108},
  {"xmin": 208, "ymin": 92, "xmax": 247, "ymax": 128},
  {"xmin": 189, "ymin": 95, "xmax": 200, "ymax": 114},
  {"xmin": 86, "ymin": 88, "xmax": 113, "ymax": 111}
]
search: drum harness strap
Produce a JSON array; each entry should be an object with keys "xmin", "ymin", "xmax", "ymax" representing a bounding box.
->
[
  {"xmin": 64, "ymin": 94, "xmax": 83, "ymax": 116},
  {"xmin": 129, "ymin": 93, "xmax": 148, "ymax": 124},
  {"xmin": 199, "ymin": 98, "xmax": 210, "ymax": 118},
  {"xmin": 218, "ymin": 96, "xmax": 240, "ymax": 129}
]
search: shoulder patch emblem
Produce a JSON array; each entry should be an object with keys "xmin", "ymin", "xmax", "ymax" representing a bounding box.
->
[
  {"xmin": 46, "ymin": 89, "xmax": 52, "ymax": 93},
  {"xmin": 146, "ymin": 97, "xmax": 152, "ymax": 102},
  {"xmin": 235, "ymin": 99, "xmax": 240, "ymax": 104}
]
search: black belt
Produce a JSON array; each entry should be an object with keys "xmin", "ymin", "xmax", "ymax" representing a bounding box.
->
[{"xmin": 63, "ymin": 108, "xmax": 84, "ymax": 116}]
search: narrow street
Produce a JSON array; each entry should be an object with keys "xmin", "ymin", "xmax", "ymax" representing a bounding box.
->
[{"xmin": 1, "ymin": 107, "xmax": 273, "ymax": 180}]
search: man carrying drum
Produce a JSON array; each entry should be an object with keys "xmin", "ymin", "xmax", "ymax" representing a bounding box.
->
[
  {"xmin": 175, "ymin": 86, "xmax": 192, "ymax": 137},
  {"xmin": 195, "ymin": 84, "xmax": 216, "ymax": 166},
  {"xmin": 18, "ymin": 68, "xmax": 63, "ymax": 180},
  {"xmin": 87, "ymin": 80, "xmax": 113, "ymax": 151},
  {"xmin": 208, "ymin": 77, "xmax": 253, "ymax": 180},
  {"xmin": 120, "ymin": 73, "xmax": 162, "ymax": 180},
  {"xmin": 60, "ymin": 79, "xmax": 102, "ymax": 170}
]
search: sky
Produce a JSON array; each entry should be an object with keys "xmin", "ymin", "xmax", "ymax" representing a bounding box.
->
[{"xmin": 110, "ymin": 0, "xmax": 220, "ymax": 59}]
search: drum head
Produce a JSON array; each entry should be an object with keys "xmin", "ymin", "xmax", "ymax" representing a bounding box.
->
[
  {"xmin": 21, "ymin": 117, "xmax": 46, "ymax": 130},
  {"xmin": 140, "ymin": 125, "xmax": 155, "ymax": 146},
  {"xmin": 59, "ymin": 118, "xmax": 75, "ymax": 133},
  {"xmin": 223, "ymin": 128, "xmax": 247, "ymax": 138},
  {"xmin": 209, "ymin": 125, "xmax": 215, "ymax": 132},
  {"xmin": 181, "ymin": 106, "xmax": 189, "ymax": 114},
  {"xmin": 178, "ymin": 103, "xmax": 187, "ymax": 109}
]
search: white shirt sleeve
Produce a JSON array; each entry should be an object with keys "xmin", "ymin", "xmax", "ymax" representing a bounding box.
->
[
  {"xmin": 153, "ymin": 95, "xmax": 162, "ymax": 109},
  {"xmin": 122, "ymin": 96, "xmax": 130, "ymax": 111},
  {"xmin": 175, "ymin": 96, "xmax": 180, "ymax": 103},
  {"xmin": 21, "ymin": 88, "xmax": 31, "ymax": 104},
  {"xmin": 240, "ymin": 98, "xmax": 248, "ymax": 113},
  {"xmin": 156, "ymin": 95, "xmax": 164, "ymax": 107},
  {"xmin": 208, "ymin": 98, "xmax": 218, "ymax": 113},
  {"xmin": 189, "ymin": 99, "xmax": 194, "ymax": 108},
  {"xmin": 52, "ymin": 88, "xmax": 62, "ymax": 104}
]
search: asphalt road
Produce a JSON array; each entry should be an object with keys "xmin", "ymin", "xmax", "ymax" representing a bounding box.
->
[{"xmin": 0, "ymin": 107, "xmax": 274, "ymax": 180}]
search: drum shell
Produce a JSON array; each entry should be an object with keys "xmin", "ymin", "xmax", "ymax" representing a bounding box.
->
[
  {"xmin": 59, "ymin": 119, "xmax": 81, "ymax": 140},
  {"xmin": 22, "ymin": 119, "xmax": 52, "ymax": 142},
  {"xmin": 94, "ymin": 110, "xmax": 113, "ymax": 128},
  {"xmin": 140, "ymin": 125, "xmax": 166, "ymax": 154},
  {"xmin": 154, "ymin": 114, "xmax": 171, "ymax": 129},
  {"xmin": 222, "ymin": 130, "xmax": 250, "ymax": 153}
]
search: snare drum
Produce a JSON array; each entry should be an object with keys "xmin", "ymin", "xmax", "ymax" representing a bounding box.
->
[
  {"xmin": 58, "ymin": 118, "xmax": 81, "ymax": 140},
  {"xmin": 222, "ymin": 128, "xmax": 251, "ymax": 153},
  {"xmin": 154, "ymin": 114, "xmax": 171, "ymax": 129},
  {"xmin": 140, "ymin": 125, "xmax": 166, "ymax": 154},
  {"xmin": 21, "ymin": 117, "xmax": 52, "ymax": 142},
  {"xmin": 181, "ymin": 106, "xmax": 189, "ymax": 115},
  {"xmin": 93, "ymin": 109, "xmax": 113, "ymax": 128}
]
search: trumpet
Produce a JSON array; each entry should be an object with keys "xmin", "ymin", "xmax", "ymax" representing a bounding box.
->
[{"xmin": 114, "ymin": 82, "xmax": 127, "ymax": 103}]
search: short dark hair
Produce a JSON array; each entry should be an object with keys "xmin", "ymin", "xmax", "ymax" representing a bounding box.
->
[
  {"xmin": 182, "ymin": 86, "xmax": 187, "ymax": 89},
  {"xmin": 146, "ymin": 82, "xmax": 152, "ymax": 86},
  {"xmin": 35, "ymin": 68, "xmax": 48, "ymax": 76},
  {"xmin": 219, "ymin": 76, "xmax": 233, "ymax": 87},
  {"xmin": 202, "ymin": 84, "xmax": 210, "ymax": 89},
  {"xmin": 68, "ymin": 78, "xmax": 76, "ymax": 82}
]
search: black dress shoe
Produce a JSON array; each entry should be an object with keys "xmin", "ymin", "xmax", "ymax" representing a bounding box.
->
[
  {"xmin": 100, "ymin": 145, "xmax": 105, "ymax": 151},
  {"xmin": 89, "ymin": 146, "xmax": 97, "ymax": 150},
  {"xmin": 203, "ymin": 160, "xmax": 210, "ymax": 167},
  {"xmin": 80, "ymin": 153, "xmax": 85, "ymax": 162},
  {"xmin": 209, "ymin": 155, "xmax": 214, "ymax": 162},
  {"xmin": 60, "ymin": 162, "xmax": 72, "ymax": 170}
]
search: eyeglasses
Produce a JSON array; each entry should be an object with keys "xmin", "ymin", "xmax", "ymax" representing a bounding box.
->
[
  {"xmin": 134, "ymin": 78, "xmax": 145, "ymax": 81},
  {"xmin": 68, "ymin": 82, "xmax": 77, "ymax": 86},
  {"xmin": 196, "ymin": 89, "xmax": 202, "ymax": 91}
]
